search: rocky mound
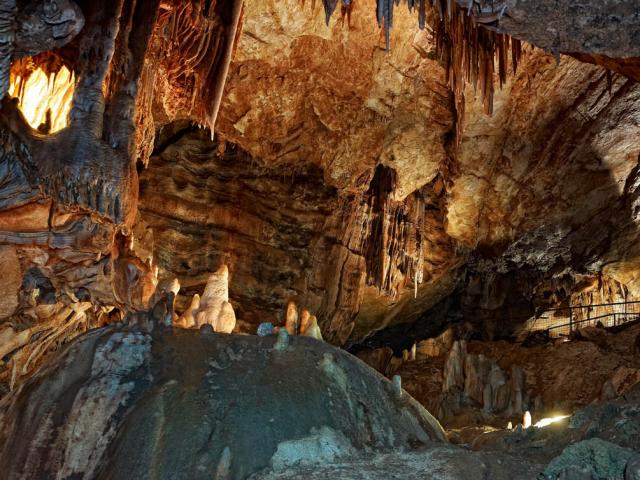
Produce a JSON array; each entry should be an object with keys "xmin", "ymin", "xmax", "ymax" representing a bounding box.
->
[{"xmin": 0, "ymin": 322, "xmax": 445, "ymax": 480}]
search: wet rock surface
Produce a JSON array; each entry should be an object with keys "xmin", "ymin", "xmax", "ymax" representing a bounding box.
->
[
  {"xmin": 0, "ymin": 322, "xmax": 445, "ymax": 480},
  {"xmin": 1, "ymin": 308, "xmax": 639, "ymax": 479},
  {"xmin": 253, "ymin": 383, "xmax": 640, "ymax": 480}
]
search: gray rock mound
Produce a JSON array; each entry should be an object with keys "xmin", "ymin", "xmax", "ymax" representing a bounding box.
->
[{"xmin": 0, "ymin": 323, "xmax": 445, "ymax": 480}]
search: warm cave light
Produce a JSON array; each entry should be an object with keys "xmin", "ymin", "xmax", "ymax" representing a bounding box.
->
[
  {"xmin": 523, "ymin": 410, "xmax": 532, "ymax": 429},
  {"xmin": 8, "ymin": 66, "xmax": 75, "ymax": 134},
  {"xmin": 534, "ymin": 415, "xmax": 570, "ymax": 428}
]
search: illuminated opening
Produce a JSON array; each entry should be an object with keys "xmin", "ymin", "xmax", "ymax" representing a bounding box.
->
[
  {"xmin": 9, "ymin": 65, "xmax": 75, "ymax": 134},
  {"xmin": 534, "ymin": 415, "xmax": 570, "ymax": 428}
]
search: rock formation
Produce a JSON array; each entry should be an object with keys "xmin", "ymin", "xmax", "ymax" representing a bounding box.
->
[
  {"xmin": 192, "ymin": 264, "xmax": 236, "ymax": 333},
  {"xmin": 0, "ymin": 0, "xmax": 639, "ymax": 477},
  {"xmin": 0, "ymin": 311, "xmax": 445, "ymax": 479}
]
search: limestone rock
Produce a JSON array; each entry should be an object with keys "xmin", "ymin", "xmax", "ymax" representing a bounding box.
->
[
  {"xmin": 544, "ymin": 438, "xmax": 636, "ymax": 480},
  {"xmin": 215, "ymin": 0, "xmax": 453, "ymax": 193},
  {"xmin": 355, "ymin": 347, "xmax": 394, "ymax": 375},
  {"xmin": 0, "ymin": 246, "xmax": 20, "ymax": 319},
  {"xmin": 0, "ymin": 324, "xmax": 446, "ymax": 479},
  {"xmin": 285, "ymin": 301, "xmax": 299, "ymax": 335},
  {"xmin": 176, "ymin": 294, "xmax": 200, "ymax": 328},
  {"xmin": 443, "ymin": 340, "xmax": 467, "ymax": 393},
  {"xmin": 192, "ymin": 265, "xmax": 236, "ymax": 333},
  {"xmin": 417, "ymin": 328, "xmax": 455, "ymax": 359},
  {"xmin": 608, "ymin": 367, "xmax": 640, "ymax": 398}
]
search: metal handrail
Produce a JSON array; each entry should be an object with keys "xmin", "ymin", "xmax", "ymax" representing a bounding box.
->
[
  {"xmin": 547, "ymin": 313, "xmax": 640, "ymax": 333},
  {"xmin": 540, "ymin": 300, "xmax": 640, "ymax": 313},
  {"xmin": 528, "ymin": 299, "xmax": 640, "ymax": 338}
]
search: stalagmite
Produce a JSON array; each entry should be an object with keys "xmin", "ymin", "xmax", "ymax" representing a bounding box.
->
[
  {"xmin": 443, "ymin": 340, "xmax": 466, "ymax": 392},
  {"xmin": 274, "ymin": 329, "xmax": 290, "ymax": 351},
  {"xmin": 285, "ymin": 301, "xmax": 299, "ymax": 335},
  {"xmin": 216, "ymin": 301, "xmax": 237, "ymax": 334},
  {"xmin": 300, "ymin": 314, "xmax": 324, "ymax": 341},
  {"xmin": 191, "ymin": 264, "xmax": 236, "ymax": 333},
  {"xmin": 299, "ymin": 309, "xmax": 312, "ymax": 334},
  {"xmin": 152, "ymin": 277, "xmax": 180, "ymax": 306},
  {"xmin": 410, "ymin": 343, "xmax": 417, "ymax": 361},
  {"xmin": 509, "ymin": 365, "xmax": 525, "ymax": 414},
  {"xmin": 392, "ymin": 374, "xmax": 403, "ymax": 399},
  {"xmin": 177, "ymin": 294, "xmax": 200, "ymax": 328},
  {"xmin": 201, "ymin": 265, "xmax": 230, "ymax": 307},
  {"xmin": 523, "ymin": 410, "xmax": 532, "ymax": 429}
]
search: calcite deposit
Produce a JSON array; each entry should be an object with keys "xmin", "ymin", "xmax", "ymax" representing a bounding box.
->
[
  {"xmin": 0, "ymin": 0, "xmax": 639, "ymax": 478},
  {"xmin": 0, "ymin": 313, "xmax": 445, "ymax": 479}
]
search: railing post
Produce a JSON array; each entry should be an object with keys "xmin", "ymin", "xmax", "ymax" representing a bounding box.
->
[{"xmin": 569, "ymin": 306, "xmax": 573, "ymax": 334}]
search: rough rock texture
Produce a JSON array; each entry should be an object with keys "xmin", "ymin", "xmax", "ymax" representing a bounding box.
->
[
  {"xmin": 0, "ymin": 119, "xmax": 157, "ymax": 391},
  {"xmin": 544, "ymin": 438, "xmax": 636, "ymax": 480},
  {"xmin": 3, "ymin": 307, "xmax": 639, "ymax": 480},
  {"xmin": 413, "ymin": 50, "xmax": 640, "ymax": 339},
  {"xmin": 215, "ymin": 0, "xmax": 454, "ymax": 194},
  {"xmin": 252, "ymin": 382, "xmax": 640, "ymax": 479},
  {"xmin": 141, "ymin": 43, "xmax": 640, "ymax": 348},
  {"xmin": 367, "ymin": 322, "xmax": 640, "ymax": 433},
  {"xmin": 450, "ymin": 52, "xmax": 640, "ymax": 256},
  {"xmin": 139, "ymin": 125, "xmax": 461, "ymax": 344},
  {"xmin": 0, "ymin": 321, "xmax": 446, "ymax": 480},
  {"xmin": 495, "ymin": 1, "xmax": 640, "ymax": 59},
  {"xmin": 2, "ymin": 0, "xmax": 640, "ymax": 401},
  {"xmin": 472, "ymin": 383, "xmax": 640, "ymax": 470}
]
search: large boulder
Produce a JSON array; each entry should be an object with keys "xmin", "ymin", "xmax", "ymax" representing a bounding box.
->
[{"xmin": 0, "ymin": 323, "xmax": 445, "ymax": 480}]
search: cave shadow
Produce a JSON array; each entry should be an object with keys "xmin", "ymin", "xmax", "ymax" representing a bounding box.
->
[{"xmin": 357, "ymin": 120, "xmax": 640, "ymax": 352}]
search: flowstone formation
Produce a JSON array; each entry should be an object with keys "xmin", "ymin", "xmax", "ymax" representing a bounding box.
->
[
  {"xmin": 0, "ymin": 310, "xmax": 445, "ymax": 480},
  {"xmin": 0, "ymin": 0, "xmax": 244, "ymax": 393}
]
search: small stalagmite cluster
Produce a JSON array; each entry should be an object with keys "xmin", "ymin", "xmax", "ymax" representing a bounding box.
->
[
  {"xmin": 284, "ymin": 301, "xmax": 323, "ymax": 340},
  {"xmin": 174, "ymin": 264, "xmax": 237, "ymax": 333},
  {"xmin": 441, "ymin": 340, "xmax": 527, "ymax": 419}
]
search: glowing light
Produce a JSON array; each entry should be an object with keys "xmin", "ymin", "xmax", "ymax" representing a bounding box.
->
[
  {"xmin": 534, "ymin": 415, "xmax": 570, "ymax": 428},
  {"xmin": 9, "ymin": 66, "xmax": 75, "ymax": 133},
  {"xmin": 523, "ymin": 410, "xmax": 532, "ymax": 429}
]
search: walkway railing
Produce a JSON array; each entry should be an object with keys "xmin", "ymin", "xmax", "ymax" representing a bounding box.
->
[{"xmin": 527, "ymin": 300, "xmax": 640, "ymax": 337}]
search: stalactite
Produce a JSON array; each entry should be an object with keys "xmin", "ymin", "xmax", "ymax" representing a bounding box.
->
[
  {"xmin": 310, "ymin": 0, "xmax": 522, "ymax": 136},
  {"xmin": 340, "ymin": 0, "xmax": 354, "ymax": 26},
  {"xmin": 363, "ymin": 165, "xmax": 426, "ymax": 298},
  {"xmin": 149, "ymin": 0, "xmax": 244, "ymax": 133},
  {"xmin": 322, "ymin": 0, "xmax": 339, "ymax": 25}
]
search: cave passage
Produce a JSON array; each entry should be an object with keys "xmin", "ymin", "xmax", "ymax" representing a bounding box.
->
[{"xmin": 0, "ymin": 1, "xmax": 639, "ymax": 479}]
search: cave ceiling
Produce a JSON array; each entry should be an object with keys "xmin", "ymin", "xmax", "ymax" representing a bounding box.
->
[{"xmin": 0, "ymin": 0, "xmax": 639, "ymax": 391}]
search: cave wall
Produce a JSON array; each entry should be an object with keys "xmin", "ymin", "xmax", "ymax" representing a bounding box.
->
[
  {"xmin": 139, "ymin": 125, "xmax": 462, "ymax": 345},
  {"xmin": 1, "ymin": 0, "xmax": 640, "ymax": 394},
  {"xmin": 139, "ymin": 5, "xmax": 640, "ymax": 347},
  {"xmin": 0, "ymin": 0, "xmax": 242, "ymax": 394},
  {"xmin": 214, "ymin": 0, "xmax": 454, "ymax": 195}
]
